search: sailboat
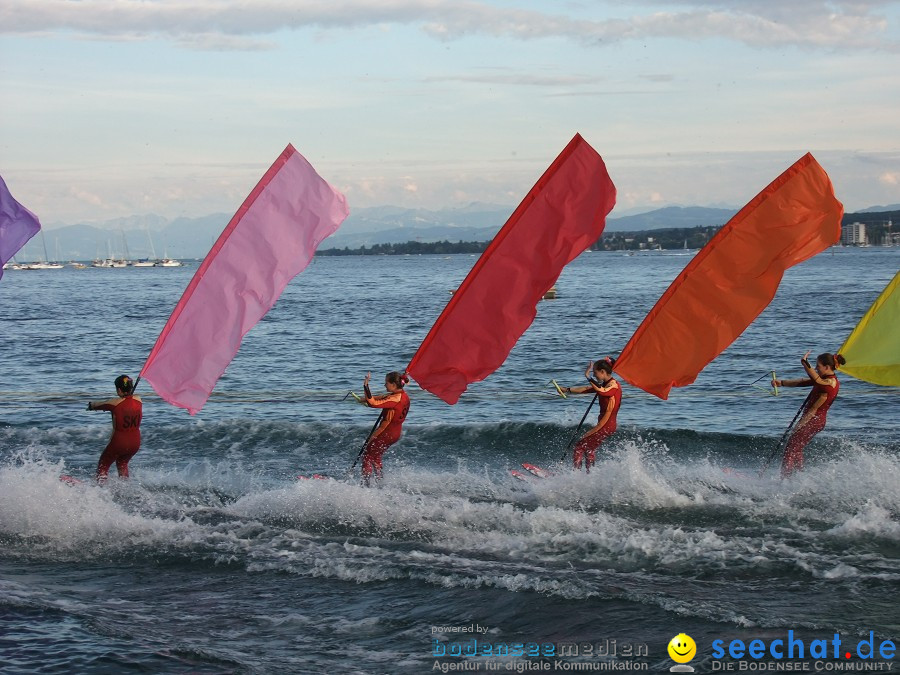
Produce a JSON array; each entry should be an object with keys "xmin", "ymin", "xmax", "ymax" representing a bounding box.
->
[
  {"xmin": 111, "ymin": 230, "xmax": 130, "ymax": 267},
  {"xmin": 52, "ymin": 238, "xmax": 68, "ymax": 268},
  {"xmin": 159, "ymin": 234, "xmax": 183, "ymax": 267},
  {"xmin": 134, "ymin": 229, "xmax": 160, "ymax": 266},
  {"xmin": 159, "ymin": 256, "xmax": 183, "ymax": 267},
  {"xmin": 92, "ymin": 239, "xmax": 119, "ymax": 267},
  {"xmin": 26, "ymin": 231, "xmax": 63, "ymax": 269}
]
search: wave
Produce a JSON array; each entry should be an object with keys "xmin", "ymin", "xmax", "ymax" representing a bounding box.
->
[{"xmin": 1, "ymin": 434, "xmax": 898, "ymax": 632}]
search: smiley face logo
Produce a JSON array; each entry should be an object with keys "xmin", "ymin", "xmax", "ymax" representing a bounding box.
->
[{"xmin": 668, "ymin": 633, "xmax": 696, "ymax": 663}]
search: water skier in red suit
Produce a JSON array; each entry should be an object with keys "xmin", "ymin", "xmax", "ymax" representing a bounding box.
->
[
  {"xmin": 563, "ymin": 358, "xmax": 621, "ymax": 473},
  {"xmin": 774, "ymin": 351, "xmax": 843, "ymax": 478},
  {"xmin": 361, "ymin": 371, "xmax": 411, "ymax": 486},
  {"xmin": 87, "ymin": 374, "xmax": 143, "ymax": 481}
]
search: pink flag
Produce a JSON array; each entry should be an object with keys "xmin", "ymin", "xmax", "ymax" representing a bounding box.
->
[
  {"xmin": 0, "ymin": 174, "xmax": 41, "ymax": 280},
  {"xmin": 407, "ymin": 134, "xmax": 616, "ymax": 404},
  {"xmin": 141, "ymin": 145, "xmax": 348, "ymax": 414}
]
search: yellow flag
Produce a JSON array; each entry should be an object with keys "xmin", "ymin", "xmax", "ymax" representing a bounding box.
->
[{"xmin": 838, "ymin": 269, "xmax": 900, "ymax": 386}]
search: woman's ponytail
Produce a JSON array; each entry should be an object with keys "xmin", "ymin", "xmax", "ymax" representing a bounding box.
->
[
  {"xmin": 114, "ymin": 374, "xmax": 134, "ymax": 395},
  {"xmin": 817, "ymin": 353, "xmax": 846, "ymax": 370},
  {"xmin": 386, "ymin": 371, "xmax": 408, "ymax": 388},
  {"xmin": 594, "ymin": 356, "xmax": 616, "ymax": 375}
]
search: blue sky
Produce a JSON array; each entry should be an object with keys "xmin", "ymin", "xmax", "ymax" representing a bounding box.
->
[{"xmin": 1, "ymin": 0, "xmax": 899, "ymax": 225}]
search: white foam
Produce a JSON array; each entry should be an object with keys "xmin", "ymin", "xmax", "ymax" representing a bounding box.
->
[
  {"xmin": 0, "ymin": 454, "xmax": 211, "ymax": 557},
  {"xmin": 2, "ymin": 438, "xmax": 898, "ymax": 629},
  {"xmin": 825, "ymin": 503, "xmax": 900, "ymax": 540}
]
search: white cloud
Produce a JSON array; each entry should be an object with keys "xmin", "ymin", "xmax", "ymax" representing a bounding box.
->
[
  {"xmin": 17, "ymin": 147, "xmax": 898, "ymax": 224},
  {"xmin": 68, "ymin": 186, "xmax": 104, "ymax": 207},
  {"xmin": 175, "ymin": 33, "xmax": 277, "ymax": 52},
  {"xmin": 1, "ymin": 0, "xmax": 895, "ymax": 51},
  {"xmin": 424, "ymin": 72, "xmax": 601, "ymax": 87}
]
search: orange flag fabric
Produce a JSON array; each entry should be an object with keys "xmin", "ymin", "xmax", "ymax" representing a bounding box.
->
[
  {"xmin": 407, "ymin": 134, "xmax": 616, "ymax": 404},
  {"xmin": 615, "ymin": 153, "xmax": 843, "ymax": 399}
]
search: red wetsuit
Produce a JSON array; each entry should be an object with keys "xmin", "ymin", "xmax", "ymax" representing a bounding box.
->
[
  {"xmin": 573, "ymin": 380, "xmax": 622, "ymax": 471},
  {"xmin": 362, "ymin": 390, "xmax": 410, "ymax": 484},
  {"xmin": 781, "ymin": 376, "xmax": 839, "ymax": 478},
  {"xmin": 92, "ymin": 395, "xmax": 142, "ymax": 480}
]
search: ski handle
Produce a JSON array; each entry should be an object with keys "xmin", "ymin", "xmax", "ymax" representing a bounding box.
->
[{"xmin": 550, "ymin": 379, "xmax": 567, "ymax": 398}]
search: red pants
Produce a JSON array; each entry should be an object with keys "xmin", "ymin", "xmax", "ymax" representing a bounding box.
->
[
  {"xmin": 573, "ymin": 426, "xmax": 614, "ymax": 472},
  {"xmin": 361, "ymin": 429, "xmax": 400, "ymax": 485},
  {"xmin": 781, "ymin": 417, "xmax": 825, "ymax": 478},
  {"xmin": 97, "ymin": 434, "xmax": 140, "ymax": 480}
]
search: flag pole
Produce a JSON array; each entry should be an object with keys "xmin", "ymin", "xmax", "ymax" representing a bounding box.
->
[
  {"xmin": 560, "ymin": 394, "xmax": 598, "ymax": 462},
  {"xmin": 758, "ymin": 397, "xmax": 806, "ymax": 477},
  {"xmin": 347, "ymin": 411, "xmax": 385, "ymax": 476}
]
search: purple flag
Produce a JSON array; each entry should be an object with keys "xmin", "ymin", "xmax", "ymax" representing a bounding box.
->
[{"xmin": 0, "ymin": 175, "xmax": 41, "ymax": 280}]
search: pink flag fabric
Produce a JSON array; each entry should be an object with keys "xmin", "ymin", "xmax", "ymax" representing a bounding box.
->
[
  {"xmin": 141, "ymin": 144, "xmax": 348, "ymax": 414},
  {"xmin": 0, "ymin": 174, "xmax": 41, "ymax": 280},
  {"xmin": 407, "ymin": 134, "xmax": 616, "ymax": 404}
]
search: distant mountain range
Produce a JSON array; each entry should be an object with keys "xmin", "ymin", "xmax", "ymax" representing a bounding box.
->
[
  {"xmin": 858, "ymin": 203, "xmax": 900, "ymax": 212},
  {"xmin": 18, "ymin": 204, "xmax": 896, "ymax": 261},
  {"xmin": 19, "ymin": 213, "xmax": 229, "ymax": 262}
]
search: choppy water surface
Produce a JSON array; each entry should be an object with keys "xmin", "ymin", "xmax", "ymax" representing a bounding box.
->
[{"xmin": 1, "ymin": 248, "xmax": 897, "ymax": 673}]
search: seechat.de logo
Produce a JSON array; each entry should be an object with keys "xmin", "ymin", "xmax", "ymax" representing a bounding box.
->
[{"xmin": 668, "ymin": 633, "xmax": 697, "ymax": 672}]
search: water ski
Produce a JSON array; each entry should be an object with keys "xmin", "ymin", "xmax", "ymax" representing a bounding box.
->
[
  {"xmin": 510, "ymin": 469, "xmax": 530, "ymax": 482},
  {"xmin": 59, "ymin": 475, "xmax": 84, "ymax": 486},
  {"xmin": 522, "ymin": 463, "xmax": 553, "ymax": 479}
]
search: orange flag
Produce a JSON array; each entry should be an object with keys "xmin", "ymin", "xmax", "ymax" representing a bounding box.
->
[{"xmin": 615, "ymin": 153, "xmax": 843, "ymax": 399}]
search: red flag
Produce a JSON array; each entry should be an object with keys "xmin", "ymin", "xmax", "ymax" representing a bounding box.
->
[
  {"xmin": 615, "ymin": 153, "xmax": 843, "ymax": 399},
  {"xmin": 407, "ymin": 134, "xmax": 616, "ymax": 404}
]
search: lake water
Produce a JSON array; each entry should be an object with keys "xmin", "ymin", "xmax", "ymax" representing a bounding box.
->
[{"xmin": 0, "ymin": 247, "xmax": 897, "ymax": 673}]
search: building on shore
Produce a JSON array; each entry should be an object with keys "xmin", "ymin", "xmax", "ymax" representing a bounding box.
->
[{"xmin": 841, "ymin": 222, "xmax": 868, "ymax": 246}]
